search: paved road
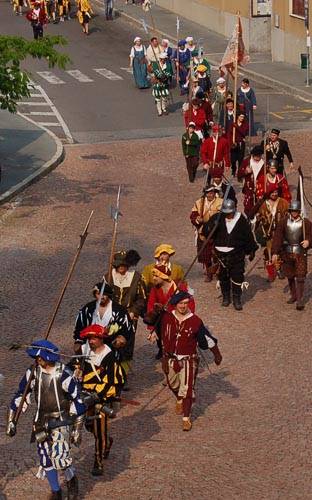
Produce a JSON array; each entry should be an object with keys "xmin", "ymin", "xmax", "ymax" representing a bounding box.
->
[
  {"xmin": 0, "ymin": 130, "xmax": 311, "ymax": 499},
  {"xmin": 2, "ymin": 2, "xmax": 312, "ymax": 143}
]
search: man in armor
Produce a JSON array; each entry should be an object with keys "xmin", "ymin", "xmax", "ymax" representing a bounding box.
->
[
  {"xmin": 7, "ymin": 340, "xmax": 85, "ymax": 500},
  {"xmin": 190, "ymin": 185, "xmax": 223, "ymax": 281},
  {"xmin": 261, "ymin": 128, "xmax": 294, "ymax": 175},
  {"xmin": 272, "ymin": 201, "xmax": 312, "ymax": 310},
  {"xmin": 203, "ymin": 199, "xmax": 258, "ymax": 310},
  {"xmin": 254, "ymin": 187, "xmax": 289, "ymax": 282}
]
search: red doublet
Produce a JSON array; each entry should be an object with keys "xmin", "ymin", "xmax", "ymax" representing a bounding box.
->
[
  {"xmin": 237, "ymin": 156, "xmax": 265, "ymax": 215},
  {"xmin": 256, "ymin": 174, "xmax": 292, "ymax": 203},
  {"xmin": 161, "ymin": 311, "xmax": 203, "ymax": 356},
  {"xmin": 184, "ymin": 107, "xmax": 206, "ymax": 131},
  {"xmin": 147, "ymin": 282, "xmax": 195, "ymax": 314},
  {"xmin": 201, "ymin": 136, "xmax": 230, "ymax": 168}
]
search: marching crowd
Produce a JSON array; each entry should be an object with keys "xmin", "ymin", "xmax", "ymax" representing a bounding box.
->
[{"xmin": 5, "ymin": 7, "xmax": 312, "ymax": 500}]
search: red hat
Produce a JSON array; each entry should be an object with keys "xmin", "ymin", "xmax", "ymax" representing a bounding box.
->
[
  {"xmin": 210, "ymin": 166, "xmax": 223, "ymax": 178},
  {"xmin": 212, "ymin": 123, "xmax": 221, "ymax": 133},
  {"xmin": 80, "ymin": 324, "xmax": 109, "ymax": 339}
]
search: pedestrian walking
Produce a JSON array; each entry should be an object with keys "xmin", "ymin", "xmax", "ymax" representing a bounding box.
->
[
  {"xmin": 237, "ymin": 78, "xmax": 257, "ymax": 136},
  {"xmin": 142, "ymin": 243, "xmax": 185, "ymax": 294},
  {"xmin": 182, "ymin": 122, "xmax": 201, "ymax": 182},
  {"xmin": 104, "ymin": 0, "xmax": 113, "ymax": 20},
  {"xmin": 129, "ymin": 37, "xmax": 150, "ymax": 89},
  {"xmin": 261, "ymin": 128, "xmax": 294, "ymax": 175},
  {"xmin": 26, "ymin": 1, "xmax": 47, "ymax": 39},
  {"xmin": 173, "ymin": 40, "xmax": 191, "ymax": 95},
  {"xmin": 77, "ymin": 0, "xmax": 93, "ymax": 35},
  {"xmin": 151, "ymin": 53, "xmax": 172, "ymax": 116}
]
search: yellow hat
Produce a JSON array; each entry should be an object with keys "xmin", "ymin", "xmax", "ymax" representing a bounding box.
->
[
  {"xmin": 154, "ymin": 244, "xmax": 175, "ymax": 259},
  {"xmin": 196, "ymin": 64, "xmax": 207, "ymax": 72}
]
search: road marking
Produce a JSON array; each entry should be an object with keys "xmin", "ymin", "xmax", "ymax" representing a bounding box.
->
[
  {"xmin": 120, "ymin": 67, "xmax": 133, "ymax": 74},
  {"xmin": 18, "ymin": 101, "xmax": 51, "ymax": 106},
  {"xmin": 94, "ymin": 68, "xmax": 123, "ymax": 80},
  {"xmin": 37, "ymin": 71, "xmax": 65, "ymax": 84},
  {"xmin": 36, "ymin": 85, "xmax": 73, "ymax": 143},
  {"xmin": 66, "ymin": 70, "xmax": 94, "ymax": 82},
  {"xmin": 30, "ymin": 93, "xmax": 43, "ymax": 97},
  {"xmin": 269, "ymin": 112, "xmax": 284, "ymax": 120},
  {"xmin": 26, "ymin": 111, "xmax": 55, "ymax": 116},
  {"xmin": 37, "ymin": 122, "xmax": 62, "ymax": 127}
]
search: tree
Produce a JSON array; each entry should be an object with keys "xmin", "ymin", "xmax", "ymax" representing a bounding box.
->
[{"xmin": 0, "ymin": 35, "xmax": 70, "ymax": 113}]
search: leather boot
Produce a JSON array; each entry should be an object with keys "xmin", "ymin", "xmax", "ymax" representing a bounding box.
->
[
  {"xmin": 220, "ymin": 280, "xmax": 231, "ymax": 307},
  {"xmin": 92, "ymin": 457, "xmax": 103, "ymax": 476},
  {"xmin": 49, "ymin": 491, "xmax": 62, "ymax": 500},
  {"xmin": 296, "ymin": 279, "xmax": 305, "ymax": 311},
  {"xmin": 232, "ymin": 284, "xmax": 243, "ymax": 311},
  {"xmin": 287, "ymin": 278, "xmax": 297, "ymax": 304},
  {"xmin": 67, "ymin": 476, "xmax": 78, "ymax": 500}
]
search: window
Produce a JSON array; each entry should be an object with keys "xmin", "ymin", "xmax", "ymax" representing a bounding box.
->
[
  {"xmin": 290, "ymin": 0, "xmax": 305, "ymax": 18},
  {"xmin": 251, "ymin": 0, "xmax": 272, "ymax": 17}
]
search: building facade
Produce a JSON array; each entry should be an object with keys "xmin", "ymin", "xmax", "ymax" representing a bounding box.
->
[{"xmin": 156, "ymin": 0, "xmax": 310, "ymax": 65}]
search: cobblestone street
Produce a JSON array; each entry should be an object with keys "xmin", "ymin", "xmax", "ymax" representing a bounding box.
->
[{"xmin": 0, "ymin": 133, "xmax": 311, "ymax": 499}]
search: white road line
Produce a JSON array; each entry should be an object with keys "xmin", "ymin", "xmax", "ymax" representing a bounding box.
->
[
  {"xmin": 30, "ymin": 93, "xmax": 43, "ymax": 97},
  {"xmin": 26, "ymin": 111, "xmax": 55, "ymax": 116},
  {"xmin": 94, "ymin": 68, "xmax": 123, "ymax": 81},
  {"xmin": 66, "ymin": 70, "xmax": 94, "ymax": 82},
  {"xmin": 120, "ymin": 67, "xmax": 133, "ymax": 74},
  {"xmin": 36, "ymin": 85, "xmax": 74, "ymax": 143},
  {"xmin": 37, "ymin": 122, "xmax": 62, "ymax": 127},
  {"xmin": 18, "ymin": 101, "xmax": 51, "ymax": 106},
  {"xmin": 37, "ymin": 71, "xmax": 65, "ymax": 84}
]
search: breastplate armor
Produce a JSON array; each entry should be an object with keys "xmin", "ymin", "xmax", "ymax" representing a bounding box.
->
[
  {"xmin": 284, "ymin": 217, "xmax": 304, "ymax": 253},
  {"xmin": 34, "ymin": 364, "xmax": 70, "ymax": 420}
]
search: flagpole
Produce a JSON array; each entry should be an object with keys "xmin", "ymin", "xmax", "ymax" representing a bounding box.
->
[{"xmin": 232, "ymin": 12, "xmax": 240, "ymax": 143}]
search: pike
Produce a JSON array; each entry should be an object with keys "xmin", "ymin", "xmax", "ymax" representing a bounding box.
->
[
  {"xmin": 12, "ymin": 211, "xmax": 94, "ymax": 428},
  {"xmin": 107, "ymin": 185, "xmax": 122, "ymax": 283}
]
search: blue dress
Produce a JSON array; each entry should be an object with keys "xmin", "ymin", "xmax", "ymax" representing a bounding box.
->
[
  {"xmin": 237, "ymin": 87, "xmax": 257, "ymax": 135},
  {"xmin": 173, "ymin": 48, "xmax": 191, "ymax": 94},
  {"xmin": 131, "ymin": 46, "xmax": 150, "ymax": 89}
]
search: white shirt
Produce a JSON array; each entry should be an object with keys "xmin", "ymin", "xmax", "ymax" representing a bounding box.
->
[
  {"xmin": 215, "ymin": 211, "xmax": 241, "ymax": 253},
  {"xmin": 92, "ymin": 300, "xmax": 112, "ymax": 327},
  {"xmin": 82, "ymin": 342, "xmax": 112, "ymax": 367},
  {"xmin": 250, "ymin": 158, "xmax": 264, "ymax": 179}
]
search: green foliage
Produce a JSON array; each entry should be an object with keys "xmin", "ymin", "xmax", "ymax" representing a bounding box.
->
[{"xmin": 0, "ymin": 35, "xmax": 70, "ymax": 112}]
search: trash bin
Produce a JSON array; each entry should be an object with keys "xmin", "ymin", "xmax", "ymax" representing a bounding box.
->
[{"xmin": 301, "ymin": 53, "xmax": 309, "ymax": 69}]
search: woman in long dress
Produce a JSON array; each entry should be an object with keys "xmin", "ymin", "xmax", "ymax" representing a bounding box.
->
[{"xmin": 129, "ymin": 36, "xmax": 150, "ymax": 89}]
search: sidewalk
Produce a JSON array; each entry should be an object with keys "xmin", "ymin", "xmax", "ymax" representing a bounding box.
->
[
  {"xmin": 0, "ymin": 110, "xmax": 64, "ymax": 204},
  {"xmin": 115, "ymin": 1, "xmax": 312, "ymax": 103}
]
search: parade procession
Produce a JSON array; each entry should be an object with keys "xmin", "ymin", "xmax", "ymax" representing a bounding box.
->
[{"xmin": 1, "ymin": 0, "xmax": 312, "ymax": 499}]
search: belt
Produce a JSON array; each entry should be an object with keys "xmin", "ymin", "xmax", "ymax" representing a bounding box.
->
[{"xmin": 285, "ymin": 244, "xmax": 303, "ymax": 255}]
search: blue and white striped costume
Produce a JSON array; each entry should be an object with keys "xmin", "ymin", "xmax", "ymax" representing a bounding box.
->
[{"xmin": 10, "ymin": 363, "xmax": 85, "ymax": 478}]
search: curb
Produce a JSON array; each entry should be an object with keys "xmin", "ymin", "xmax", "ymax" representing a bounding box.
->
[
  {"xmin": 0, "ymin": 113, "xmax": 65, "ymax": 205},
  {"xmin": 116, "ymin": 7, "xmax": 312, "ymax": 104}
]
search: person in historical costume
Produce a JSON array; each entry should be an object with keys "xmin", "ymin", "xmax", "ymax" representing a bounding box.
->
[
  {"xmin": 226, "ymin": 112, "xmax": 249, "ymax": 177},
  {"xmin": 252, "ymin": 187, "xmax": 289, "ymax": 282},
  {"xmin": 195, "ymin": 64, "xmax": 212, "ymax": 95},
  {"xmin": 173, "ymin": 40, "xmax": 191, "ymax": 95},
  {"xmin": 146, "ymin": 36, "xmax": 162, "ymax": 65},
  {"xmin": 182, "ymin": 121, "xmax": 201, "ymax": 183},
  {"xmin": 145, "ymin": 265, "xmax": 194, "ymax": 359},
  {"xmin": 7, "ymin": 340, "xmax": 85, "ymax": 500},
  {"xmin": 73, "ymin": 282, "xmax": 132, "ymax": 391},
  {"xmin": 151, "ymin": 53, "xmax": 172, "ymax": 116},
  {"xmin": 105, "ymin": 250, "xmax": 147, "ymax": 376},
  {"xmin": 190, "ymin": 185, "xmax": 223, "ymax": 281},
  {"xmin": 13, "ymin": 0, "xmax": 24, "ymax": 15},
  {"xmin": 237, "ymin": 145, "xmax": 265, "ymax": 217},
  {"xmin": 212, "ymin": 77, "xmax": 228, "ymax": 126},
  {"xmin": 26, "ymin": 1, "xmax": 48, "ymax": 39},
  {"xmin": 183, "ymin": 98, "xmax": 207, "ymax": 140},
  {"xmin": 237, "ymin": 78, "xmax": 257, "ymax": 136},
  {"xmin": 256, "ymin": 159, "xmax": 291, "ymax": 203},
  {"xmin": 196, "ymin": 90, "xmax": 213, "ymax": 126},
  {"xmin": 160, "ymin": 38, "xmax": 173, "ymax": 77},
  {"xmin": 129, "ymin": 37, "xmax": 150, "ymax": 89},
  {"xmin": 142, "ymin": 243, "xmax": 185, "ymax": 294},
  {"xmin": 185, "ymin": 36, "xmax": 196, "ymax": 54},
  {"xmin": 104, "ymin": 0, "xmax": 113, "ymax": 20},
  {"xmin": 76, "ymin": 0, "xmax": 93, "ymax": 35},
  {"xmin": 272, "ymin": 201, "xmax": 312, "ymax": 310},
  {"xmin": 261, "ymin": 128, "xmax": 294, "ymax": 175},
  {"xmin": 201, "ymin": 123, "xmax": 230, "ymax": 178},
  {"xmin": 146, "ymin": 291, "xmax": 222, "ymax": 431},
  {"xmin": 210, "ymin": 166, "xmax": 237, "ymax": 204},
  {"xmin": 203, "ymin": 199, "xmax": 258, "ymax": 310},
  {"xmin": 77, "ymin": 325, "xmax": 119, "ymax": 476}
]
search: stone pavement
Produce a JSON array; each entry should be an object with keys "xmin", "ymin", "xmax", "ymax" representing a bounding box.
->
[
  {"xmin": 0, "ymin": 110, "xmax": 64, "ymax": 203},
  {"xmin": 0, "ymin": 131, "xmax": 311, "ymax": 499},
  {"xmin": 115, "ymin": 0, "xmax": 312, "ymax": 102}
]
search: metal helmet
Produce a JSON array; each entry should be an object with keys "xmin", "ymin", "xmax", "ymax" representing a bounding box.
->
[
  {"xmin": 221, "ymin": 199, "xmax": 236, "ymax": 214},
  {"xmin": 268, "ymin": 159, "xmax": 279, "ymax": 169},
  {"xmin": 288, "ymin": 200, "xmax": 301, "ymax": 211}
]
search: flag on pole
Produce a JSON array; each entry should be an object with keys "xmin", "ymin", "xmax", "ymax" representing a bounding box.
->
[
  {"xmin": 297, "ymin": 167, "xmax": 306, "ymax": 218},
  {"xmin": 219, "ymin": 16, "xmax": 250, "ymax": 77}
]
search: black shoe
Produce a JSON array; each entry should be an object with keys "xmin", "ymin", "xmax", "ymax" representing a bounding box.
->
[
  {"xmin": 49, "ymin": 491, "xmax": 62, "ymax": 500},
  {"xmin": 296, "ymin": 301, "xmax": 305, "ymax": 311},
  {"xmin": 155, "ymin": 350, "xmax": 162, "ymax": 360},
  {"xmin": 67, "ymin": 476, "xmax": 78, "ymax": 500},
  {"xmin": 233, "ymin": 295, "xmax": 243, "ymax": 311},
  {"xmin": 92, "ymin": 460, "xmax": 103, "ymax": 477},
  {"xmin": 103, "ymin": 437, "xmax": 114, "ymax": 459},
  {"xmin": 221, "ymin": 296, "xmax": 231, "ymax": 307}
]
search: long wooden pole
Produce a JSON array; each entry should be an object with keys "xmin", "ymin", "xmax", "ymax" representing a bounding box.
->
[
  {"xmin": 12, "ymin": 210, "xmax": 94, "ymax": 426},
  {"xmin": 107, "ymin": 185, "xmax": 121, "ymax": 283},
  {"xmin": 232, "ymin": 12, "xmax": 240, "ymax": 142}
]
